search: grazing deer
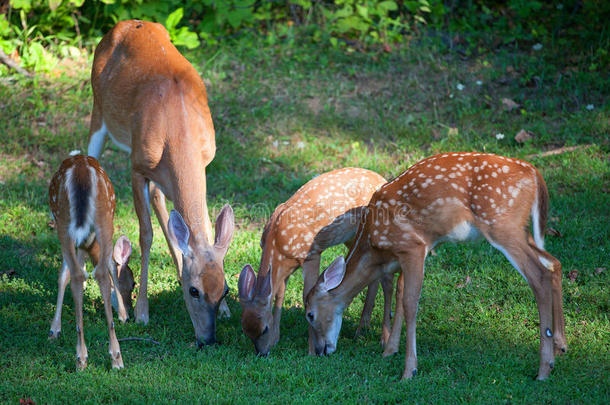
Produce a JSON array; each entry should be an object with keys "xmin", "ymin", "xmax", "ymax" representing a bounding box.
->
[
  {"xmin": 238, "ymin": 168, "xmax": 394, "ymax": 355},
  {"xmin": 48, "ymin": 154, "xmax": 135, "ymax": 369},
  {"xmin": 305, "ymin": 152, "xmax": 566, "ymax": 380},
  {"xmin": 87, "ymin": 20, "xmax": 234, "ymax": 346}
]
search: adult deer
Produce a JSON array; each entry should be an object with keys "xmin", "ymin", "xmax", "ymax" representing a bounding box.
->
[
  {"xmin": 238, "ymin": 168, "xmax": 393, "ymax": 355},
  {"xmin": 87, "ymin": 20, "xmax": 234, "ymax": 346},
  {"xmin": 48, "ymin": 154, "xmax": 135, "ymax": 369},
  {"xmin": 305, "ymin": 152, "xmax": 566, "ymax": 380}
]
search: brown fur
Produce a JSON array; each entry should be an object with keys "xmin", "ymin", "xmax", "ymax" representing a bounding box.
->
[
  {"xmin": 48, "ymin": 155, "xmax": 134, "ymax": 369},
  {"xmin": 88, "ymin": 20, "xmax": 233, "ymax": 342}
]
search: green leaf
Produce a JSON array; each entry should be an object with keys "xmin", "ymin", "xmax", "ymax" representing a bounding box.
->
[
  {"xmin": 226, "ymin": 7, "xmax": 253, "ymax": 29},
  {"xmin": 378, "ymin": 1, "xmax": 398, "ymax": 12},
  {"xmin": 165, "ymin": 8, "xmax": 184, "ymax": 31},
  {"xmin": 0, "ymin": 14, "xmax": 12, "ymax": 37},
  {"xmin": 335, "ymin": 16, "xmax": 369, "ymax": 33},
  {"xmin": 10, "ymin": 0, "xmax": 32, "ymax": 12},
  {"xmin": 48, "ymin": 0, "xmax": 61, "ymax": 11},
  {"xmin": 172, "ymin": 27, "xmax": 200, "ymax": 49},
  {"xmin": 334, "ymin": 5, "xmax": 353, "ymax": 19},
  {"xmin": 356, "ymin": 5, "xmax": 369, "ymax": 19}
]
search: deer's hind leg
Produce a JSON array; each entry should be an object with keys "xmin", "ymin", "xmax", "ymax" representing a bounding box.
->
[
  {"xmin": 487, "ymin": 232, "xmax": 556, "ymax": 380},
  {"xmin": 95, "ymin": 222, "xmax": 124, "ymax": 369}
]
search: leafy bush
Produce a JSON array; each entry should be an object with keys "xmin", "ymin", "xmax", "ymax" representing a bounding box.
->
[{"xmin": 0, "ymin": 0, "xmax": 607, "ymax": 75}]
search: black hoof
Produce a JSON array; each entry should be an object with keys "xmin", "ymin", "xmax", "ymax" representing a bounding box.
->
[
  {"xmin": 561, "ymin": 347, "xmax": 566, "ymax": 353},
  {"xmin": 412, "ymin": 369, "xmax": 417, "ymax": 377}
]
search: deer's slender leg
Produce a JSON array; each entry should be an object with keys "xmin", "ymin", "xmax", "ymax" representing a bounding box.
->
[
  {"xmin": 132, "ymin": 173, "xmax": 153, "ymax": 325},
  {"xmin": 397, "ymin": 247, "xmax": 426, "ymax": 380}
]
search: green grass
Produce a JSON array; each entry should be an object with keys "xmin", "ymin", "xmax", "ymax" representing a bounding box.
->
[{"xmin": 0, "ymin": 35, "xmax": 608, "ymax": 403}]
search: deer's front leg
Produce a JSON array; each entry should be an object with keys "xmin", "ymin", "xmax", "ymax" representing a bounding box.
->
[
  {"xmin": 380, "ymin": 272, "xmax": 395, "ymax": 347},
  {"xmin": 132, "ymin": 173, "xmax": 153, "ymax": 325},
  {"xmin": 150, "ymin": 182, "xmax": 183, "ymax": 283},
  {"xmin": 383, "ymin": 272, "xmax": 404, "ymax": 357},
  {"xmin": 356, "ymin": 279, "xmax": 379, "ymax": 337},
  {"xmin": 271, "ymin": 279, "xmax": 288, "ymax": 347},
  {"xmin": 302, "ymin": 255, "xmax": 321, "ymax": 355},
  {"xmin": 397, "ymin": 247, "xmax": 426, "ymax": 380}
]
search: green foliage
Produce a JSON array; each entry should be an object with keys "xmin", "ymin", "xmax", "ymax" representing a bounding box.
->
[
  {"xmin": 0, "ymin": 0, "xmax": 607, "ymax": 75},
  {"xmin": 165, "ymin": 8, "xmax": 200, "ymax": 49},
  {"xmin": 319, "ymin": 0, "xmax": 409, "ymax": 47}
]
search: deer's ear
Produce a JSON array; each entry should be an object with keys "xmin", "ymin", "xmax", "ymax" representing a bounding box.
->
[
  {"xmin": 321, "ymin": 256, "xmax": 346, "ymax": 292},
  {"xmin": 214, "ymin": 204, "xmax": 234, "ymax": 256},
  {"xmin": 238, "ymin": 264, "xmax": 256, "ymax": 301},
  {"xmin": 113, "ymin": 235, "xmax": 132, "ymax": 267},
  {"xmin": 168, "ymin": 210, "xmax": 191, "ymax": 257}
]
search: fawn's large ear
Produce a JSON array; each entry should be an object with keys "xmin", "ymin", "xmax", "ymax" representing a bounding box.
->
[
  {"xmin": 168, "ymin": 210, "xmax": 191, "ymax": 257},
  {"xmin": 214, "ymin": 204, "xmax": 234, "ymax": 256},
  {"xmin": 320, "ymin": 256, "xmax": 346, "ymax": 292},
  {"xmin": 238, "ymin": 264, "xmax": 256, "ymax": 301},
  {"xmin": 113, "ymin": 235, "xmax": 132, "ymax": 267}
]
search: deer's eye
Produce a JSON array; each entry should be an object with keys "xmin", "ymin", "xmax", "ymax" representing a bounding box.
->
[
  {"xmin": 261, "ymin": 326, "xmax": 269, "ymax": 335},
  {"xmin": 189, "ymin": 287, "xmax": 200, "ymax": 298},
  {"xmin": 307, "ymin": 312, "xmax": 315, "ymax": 323}
]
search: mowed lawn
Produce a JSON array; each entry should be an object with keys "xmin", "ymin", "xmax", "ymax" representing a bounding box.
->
[{"xmin": 0, "ymin": 37, "xmax": 608, "ymax": 403}]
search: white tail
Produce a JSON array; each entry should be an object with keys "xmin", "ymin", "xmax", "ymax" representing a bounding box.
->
[
  {"xmin": 305, "ymin": 152, "xmax": 566, "ymax": 380},
  {"xmin": 238, "ymin": 167, "xmax": 391, "ymax": 355},
  {"xmin": 87, "ymin": 20, "xmax": 234, "ymax": 345},
  {"xmin": 48, "ymin": 154, "xmax": 135, "ymax": 369}
]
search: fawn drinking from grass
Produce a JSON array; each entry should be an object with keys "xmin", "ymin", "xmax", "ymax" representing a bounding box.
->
[{"xmin": 305, "ymin": 152, "xmax": 566, "ymax": 380}]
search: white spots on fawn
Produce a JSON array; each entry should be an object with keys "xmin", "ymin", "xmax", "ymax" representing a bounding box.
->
[{"xmin": 502, "ymin": 165, "xmax": 510, "ymax": 173}]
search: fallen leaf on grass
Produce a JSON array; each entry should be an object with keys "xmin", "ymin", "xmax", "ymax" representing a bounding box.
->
[
  {"xmin": 456, "ymin": 275, "xmax": 471, "ymax": 288},
  {"xmin": 595, "ymin": 267, "xmax": 605, "ymax": 275},
  {"xmin": 545, "ymin": 227, "xmax": 562, "ymax": 237},
  {"xmin": 515, "ymin": 129, "xmax": 534, "ymax": 143},
  {"xmin": 19, "ymin": 398, "xmax": 35, "ymax": 405},
  {"xmin": 567, "ymin": 270, "xmax": 578, "ymax": 283},
  {"xmin": 501, "ymin": 98, "xmax": 520, "ymax": 111}
]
